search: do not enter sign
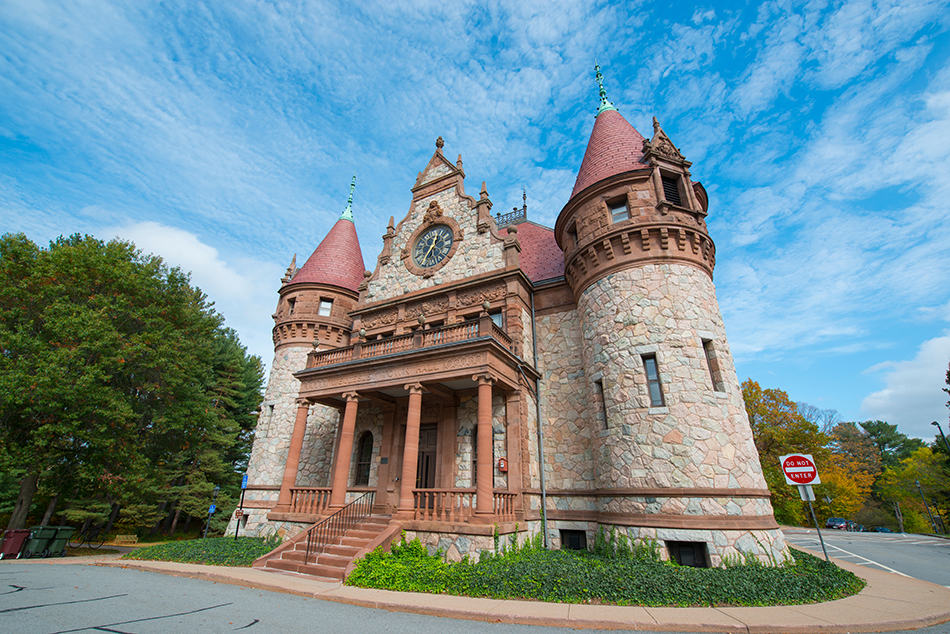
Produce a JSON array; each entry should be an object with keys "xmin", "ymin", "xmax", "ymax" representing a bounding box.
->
[{"xmin": 780, "ymin": 454, "xmax": 820, "ymax": 485}]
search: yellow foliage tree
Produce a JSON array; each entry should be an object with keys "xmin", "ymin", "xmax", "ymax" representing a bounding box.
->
[{"xmin": 811, "ymin": 454, "xmax": 875, "ymax": 521}]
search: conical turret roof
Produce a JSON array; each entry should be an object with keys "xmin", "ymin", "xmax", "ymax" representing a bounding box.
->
[
  {"xmin": 290, "ymin": 218, "xmax": 365, "ymax": 291},
  {"xmin": 570, "ymin": 108, "xmax": 650, "ymax": 199}
]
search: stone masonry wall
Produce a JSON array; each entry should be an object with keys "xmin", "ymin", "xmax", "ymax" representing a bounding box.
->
[
  {"xmin": 245, "ymin": 345, "xmax": 310, "ymax": 487},
  {"xmin": 534, "ymin": 308, "xmax": 595, "ymax": 490},
  {"xmin": 577, "ymin": 263, "xmax": 766, "ymax": 492},
  {"xmin": 296, "ymin": 404, "xmax": 341, "ymax": 487},
  {"xmin": 365, "ymin": 185, "xmax": 505, "ymax": 301}
]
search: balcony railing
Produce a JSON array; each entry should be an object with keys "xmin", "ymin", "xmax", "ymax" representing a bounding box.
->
[
  {"xmin": 289, "ymin": 487, "xmax": 331, "ymax": 515},
  {"xmin": 412, "ymin": 488, "xmax": 475, "ymax": 522},
  {"xmin": 307, "ymin": 319, "xmax": 514, "ymax": 369},
  {"xmin": 412, "ymin": 488, "xmax": 518, "ymax": 523}
]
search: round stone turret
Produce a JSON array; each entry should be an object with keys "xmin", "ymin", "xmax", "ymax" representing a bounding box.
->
[
  {"xmin": 552, "ymin": 70, "xmax": 787, "ymax": 565},
  {"xmin": 555, "ymin": 112, "xmax": 714, "ymax": 299}
]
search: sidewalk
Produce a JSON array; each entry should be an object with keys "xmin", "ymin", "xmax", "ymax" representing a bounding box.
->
[{"xmin": 27, "ymin": 547, "xmax": 950, "ymax": 633}]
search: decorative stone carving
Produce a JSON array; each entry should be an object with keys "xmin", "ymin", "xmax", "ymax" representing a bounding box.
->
[{"xmin": 457, "ymin": 284, "xmax": 506, "ymax": 307}]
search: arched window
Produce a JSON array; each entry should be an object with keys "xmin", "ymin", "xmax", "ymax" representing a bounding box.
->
[{"xmin": 354, "ymin": 431, "xmax": 373, "ymax": 486}]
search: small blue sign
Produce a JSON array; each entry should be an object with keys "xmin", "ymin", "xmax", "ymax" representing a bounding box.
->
[
  {"xmin": 208, "ymin": 504, "xmax": 217, "ymax": 514},
  {"xmin": 241, "ymin": 474, "xmax": 248, "ymax": 490}
]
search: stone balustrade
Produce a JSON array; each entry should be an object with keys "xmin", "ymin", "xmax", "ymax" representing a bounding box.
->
[{"xmin": 306, "ymin": 320, "xmax": 513, "ymax": 369}]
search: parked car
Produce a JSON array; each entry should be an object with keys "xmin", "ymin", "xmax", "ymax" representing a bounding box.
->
[
  {"xmin": 826, "ymin": 517, "xmax": 848, "ymax": 530},
  {"xmin": 871, "ymin": 526, "xmax": 894, "ymax": 533}
]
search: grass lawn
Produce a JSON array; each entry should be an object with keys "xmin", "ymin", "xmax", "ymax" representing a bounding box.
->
[
  {"xmin": 121, "ymin": 536, "xmax": 279, "ymax": 567},
  {"xmin": 345, "ymin": 536, "xmax": 866, "ymax": 607}
]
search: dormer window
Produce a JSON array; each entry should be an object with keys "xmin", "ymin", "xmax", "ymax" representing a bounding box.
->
[
  {"xmin": 661, "ymin": 175, "xmax": 683, "ymax": 206},
  {"xmin": 609, "ymin": 200, "xmax": 630, "ymax": 223},
  {"xmin": 318, "ymin": 299, "xmax": 333, "ymax": 317}
]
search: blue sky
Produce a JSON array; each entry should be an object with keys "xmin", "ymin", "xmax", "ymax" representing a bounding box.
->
[{"xmin": 2, "ymin": 1, "xmax": 949, "ymax": 441}]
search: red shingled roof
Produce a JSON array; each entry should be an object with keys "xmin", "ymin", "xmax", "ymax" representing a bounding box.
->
[
  {"xmin": 290, "ymin": 219, "xmax": 365, "ymax": 291},
  {"xmin": 515, "ymin": 221, "xmax": 564, "ymax": 282},
  {"xmin": 570, "ymin": 109, "xmax": 649, "ymax": 199}
]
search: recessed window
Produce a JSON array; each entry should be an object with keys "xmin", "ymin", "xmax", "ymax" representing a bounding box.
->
[
  {"xmin": 560, "ymin": 529, "xmax": 588, "ymax": 551},
  {"xmin": 489, "ymin": 311, "xmax": 504, "ymax": 328},
  {"xmin": 642, "ymin": 354, "xmax": 665, "ymax": 407},
  {"xmin": 594, "ymin": 379, "xmax": 608, "ymax": 429},
  {"xmin": 566, "ymin": 223, "xmax": 578, "ymax": 248},
  {"xmin": 667, "ymin": 541, "xmax": 709, "ymax": 567},
  {"xmin": 354, "ymin": 431, "xmax": 373, "ymax": 486},
  {"xmin": 702, "ymin": 339, "xmax": 725, "ymax": 392},
  {"xmin": 287, "ymin": 297, "xmax": 296, "ymax": 314},
  {"xmin": 661, "ymin": 175, "xmax": 682, "ymax": 206},
  {"xmin": 609, "ymin": 200, "xmax": 630, "ymax": 223},
  {"xmin": 318, "ymin": 299, "xmax": 333, "ymax": 317}
]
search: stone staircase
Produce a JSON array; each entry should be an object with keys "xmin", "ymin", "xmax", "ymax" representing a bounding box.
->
[{"xmin": 253, "ymin": 515, "xmax": 396, "ymax": 581}]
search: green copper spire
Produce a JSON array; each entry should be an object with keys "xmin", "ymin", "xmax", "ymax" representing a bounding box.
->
[
  {"xmin": 594, "ymin": 63, "xmax": 616, "ymax": 114},
  {"xmin": 340, "ymin": 175, "xmax": 356, "ymax": 221}
]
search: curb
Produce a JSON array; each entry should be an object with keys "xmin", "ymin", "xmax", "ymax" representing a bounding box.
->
[{"xmin": 85, "ymin": 547, "xmax": 950, "ymax": 633}]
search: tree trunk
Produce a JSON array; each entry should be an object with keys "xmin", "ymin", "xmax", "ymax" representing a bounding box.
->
[
  {"xmin": 6, "ymin": 473, "xmax": 39, "ymax": 530},
  {"xmin": 161, "ymin": 502, "xmax": 177, "ymax": 534},
  {"xmin": 169, "ymin": 507, "xmax": 182, "ymax": 535},
  {"xmin": 149, "ymin": 501, "xmax": 168, "ymax": 536},
  {"xmin": 104, "ymin": 502, "xmax": 120, "ymax": 533},
  {"xmin": 40, "ymin": 494, "xmax": 59, "ymax": 526}
]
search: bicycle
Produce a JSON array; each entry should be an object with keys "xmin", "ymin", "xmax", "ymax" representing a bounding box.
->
[{"xmin": 68, "ymin": 523, "xmax": 107, "ymax": 549}]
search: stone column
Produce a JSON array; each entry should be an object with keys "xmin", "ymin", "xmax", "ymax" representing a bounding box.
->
[
  {"xmin": 329, "ymin": 392, "xmax": 360, "ymax": 508},
  {"xmin": 474, "ymin": 374, "xmax": 494, "ymax": 517},
  {"xmin": 396, "ymin": 383, "xmax": 424, "ymax": 517},
  {"xmin": 273, "ymin": 400, "xmax": 310, "ymax": 513}
]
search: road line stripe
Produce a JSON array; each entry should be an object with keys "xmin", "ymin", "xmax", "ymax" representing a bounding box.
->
[{"xmin": 824, "ymin": 543, "xmax": 910, "ymax": 577}]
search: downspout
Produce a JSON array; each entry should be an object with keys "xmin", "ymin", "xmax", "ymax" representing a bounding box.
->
[{"xmin": 529, "ymin": 287, "xmax": 549, "ymax": 548}]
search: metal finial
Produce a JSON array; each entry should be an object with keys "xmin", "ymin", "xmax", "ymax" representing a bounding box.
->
[
  {"xmin": 340, "ymin": 175, "xmax": 356, "ymax": 221},
  {"xmin": 594, "ymin": 63, "xmax": 616, "ymax": 114}
]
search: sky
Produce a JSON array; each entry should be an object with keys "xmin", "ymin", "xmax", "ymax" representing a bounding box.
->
[{"xmin": 1, "ymin": 0, "xmax": 949, "ymax": 441}]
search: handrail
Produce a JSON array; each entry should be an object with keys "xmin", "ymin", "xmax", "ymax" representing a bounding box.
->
[{"xmin": 304, "ymin": 491, "xmax": 374, "ymax": 563}]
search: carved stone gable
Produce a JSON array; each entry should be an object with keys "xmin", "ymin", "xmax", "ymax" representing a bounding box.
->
[{"xmin": 642, "ymin": 117, "xmax": 688, "ymax": 165}]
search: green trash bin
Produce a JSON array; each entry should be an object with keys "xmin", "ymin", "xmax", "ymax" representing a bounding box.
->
[
  {"xmin": 22, "ymin": 526, "xmax": 57, "ymax": 558},
  {"xmin": 47, "ymin": 526, "xmax": 74, "ymax": 557}
]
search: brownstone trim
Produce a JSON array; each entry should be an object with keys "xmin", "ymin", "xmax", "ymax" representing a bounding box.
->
[
  {"xmin": 544, "ymin": 510, "xmax": 779, "ymax": 530},
  {"xmin": 532, "ymin": 487, "xmax": 773, "ymax": 498},
  {"xmin": 238, "ymin": 500, "xmax": 276, "ymax": 509},
  {"xmin": 353, "ymin": 268, "xmax": 530, "ymax": 316},
  {"xmin": 244, "ymin": 485, "xmax": 281, "ymax": 491}
]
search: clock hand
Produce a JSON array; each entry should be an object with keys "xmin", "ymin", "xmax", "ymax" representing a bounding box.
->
[{"xmin": 423, "ymin": 238, "xmax": 436, "ymax": 263}]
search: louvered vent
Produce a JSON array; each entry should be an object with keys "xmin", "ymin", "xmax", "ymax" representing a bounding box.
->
[{"xmin": 662, "ymin": 176, "xmax": 682, "ymax": 206}]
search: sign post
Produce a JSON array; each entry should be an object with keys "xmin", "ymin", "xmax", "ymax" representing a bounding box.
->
[
  {"xmin": 780, "ymin": 454, "xmax": 828, "ymax": 562},
  {"xmin": 234, "ymin": 474, "xmax": 248, "ymax": 540},
  {"xmin": 203, "ymin": 485, "xmax": 220, "ymax": 539}
]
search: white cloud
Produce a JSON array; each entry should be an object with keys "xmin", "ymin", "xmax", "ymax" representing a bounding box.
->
[{"xmin": 861, "ymin": 333, "xmax": 950, "ymax": 438}]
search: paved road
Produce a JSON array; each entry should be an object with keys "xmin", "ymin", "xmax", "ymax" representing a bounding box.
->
[
  {"xmin": 2, "ymin": 557, "xmax": 948, "ymax": 633},
  {"xmin": 783, "ymin": 528, "xmax": 950, "ymax": 588}
]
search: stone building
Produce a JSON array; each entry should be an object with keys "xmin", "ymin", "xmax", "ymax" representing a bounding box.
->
[{"xmin": 233, "ymin": 70, "xmax": 788, "ymax": 575}]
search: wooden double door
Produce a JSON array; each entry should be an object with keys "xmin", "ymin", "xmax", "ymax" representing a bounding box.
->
[{"xmin": 415, "ymin": 423, "xmax": 438, "ymax": 489}]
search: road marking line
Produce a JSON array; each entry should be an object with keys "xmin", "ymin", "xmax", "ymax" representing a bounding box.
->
[{"xmin": 824, "ymin": 543, "xmax": 910, "ymax": 577}]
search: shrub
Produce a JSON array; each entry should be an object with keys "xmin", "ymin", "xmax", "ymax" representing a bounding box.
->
[
  {"xmin": 122, "ymin": 536, "xmax": 279, "ymax": 567},
  {"xmin": 346, "ymin": 539, "xmax": 864, "ymax": 607}
]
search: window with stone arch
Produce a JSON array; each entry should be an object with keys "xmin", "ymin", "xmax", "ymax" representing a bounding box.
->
[{"xmin": 354, "ymin": 431, "xmax": 373, "ymax": 486}]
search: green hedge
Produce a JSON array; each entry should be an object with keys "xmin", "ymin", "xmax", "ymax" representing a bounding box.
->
[
  {"xmin": 346, "ymin": 535, "xmax": 865, "ymax": 606},
  {"xmin": 122, "ymin": 536, "xmax": 279, "ymax": 567}
]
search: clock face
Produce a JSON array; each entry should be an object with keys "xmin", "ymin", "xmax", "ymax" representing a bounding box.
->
[{"xmin": 412, "ymin": 224, "xmax": 454, "ymax": 268}]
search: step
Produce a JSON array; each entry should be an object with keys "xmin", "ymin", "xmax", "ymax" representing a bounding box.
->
[{"xmin": 281, "ymin": 550, "xmax": 350, "ymax": 568}]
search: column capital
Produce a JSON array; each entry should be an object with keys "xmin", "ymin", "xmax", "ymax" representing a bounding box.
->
[
  {"xmin": 404, "ymin": 383, "xmax": 424, "ymax": 395},
  {"xmin": 342, "ymin": 391, "xmax": 360, "ymax": 402},
  {"xmin": 295, "ymin": 398, "xmax": 311, "ymax": 407},
  {"xmin": 472, "ymin": 373, "xmax": 494, "ymax": 386}
]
